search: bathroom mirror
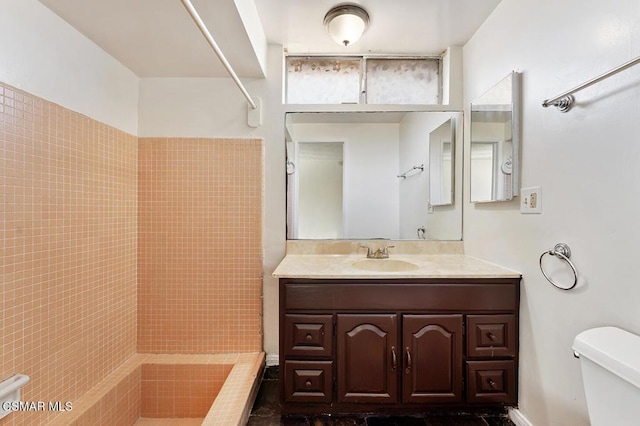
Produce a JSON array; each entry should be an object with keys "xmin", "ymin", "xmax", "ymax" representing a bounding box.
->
[
  {"xmin": 285, "ymin": 111, "xmax": 463, "ymax": 240},
  {"xmin": 428, "ymin": 118, "xmax": 455, "ymax": 207},
  {"xmin": 470, "ymin": 71, "xmax": 520, "ymax": 203}
]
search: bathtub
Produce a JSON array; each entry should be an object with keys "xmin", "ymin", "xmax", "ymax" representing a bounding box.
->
[{"xmin": 47, "ymin": 353, "xmax": 265, "ymax": 426}]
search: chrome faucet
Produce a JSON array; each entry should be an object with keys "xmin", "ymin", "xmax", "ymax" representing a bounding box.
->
[{"xmin": 360, "ymin": 245, "xmax": 395, "ymax": 259}]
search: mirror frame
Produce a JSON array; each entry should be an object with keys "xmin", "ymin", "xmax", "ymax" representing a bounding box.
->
[{"xmin": 470, "ymin": 71, "xmax": 521, "ymax": 203}]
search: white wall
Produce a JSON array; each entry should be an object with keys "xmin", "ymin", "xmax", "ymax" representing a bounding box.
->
[
  {"xmin": 0, "ymin": 0, "xmax": 139, "ymax": 134},
  {"xmin": 399, "ymin": 112, "xmax": 463, "ymax": 240},
  {"xmin": 297, "ymin": 142, "xmax": 344, "ymax": 239},
  {"xmin": 398, "ymin": 113, "xmax": 430, "ymax": 239},
  {"xmin": 139, "ymin": 77, "xmax": 266, "ymax": 137},
  {"xmin": 464, "ymin": 1, "xmax": 640, "ymax": 425},
  {"xmin": 288, "ymin": 123, "xmax": 400, "ymax": 239}
]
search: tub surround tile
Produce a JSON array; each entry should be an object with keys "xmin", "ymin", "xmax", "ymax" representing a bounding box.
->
[
  {"xmin": 202, "ymin": 352, "xmax": 265, "ymax": 426},
  {"xmin": 140, "ymin": 363, "xmax": 232, "ymax": 418},
  {"xmin": 1, "ymin": 83, "xmax": 264, "ymax": 424},
  {"xmin": 48, "ymin": 356, "xmax": 142, "ymax": 426},
  {"xmin": 138, "ymin": 138, "xmax": 264, "ymax": 355},
  {"xmin": 1, "ymin": 81, "xmax": 138, "ymax": 426},
  {"xmin": 49, "ymin": 353, "xmax": 264, "ymax": 426}
]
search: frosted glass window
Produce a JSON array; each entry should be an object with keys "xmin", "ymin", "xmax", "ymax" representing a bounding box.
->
[
  {"xmin": 286, "ymin": 58, "xmax": 361, "ymax": 104},
  {"xmin": 365, "ymin": 59, "xmax": 440, "ymax": 104}
]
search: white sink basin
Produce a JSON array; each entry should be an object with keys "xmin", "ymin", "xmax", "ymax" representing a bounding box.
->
[{"xmin": 351, "ymin": 258, "xmax": 420, "ymax": 272}]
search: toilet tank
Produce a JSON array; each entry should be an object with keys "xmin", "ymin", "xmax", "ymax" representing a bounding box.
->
[{"xmin": 573, "ymin": 327, "xmax": 640, "ymax": 426}]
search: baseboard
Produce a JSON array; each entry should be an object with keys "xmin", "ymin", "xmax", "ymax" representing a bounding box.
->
[
  {"xmin": 265, "ymin": 354, "xmax": 279, "ymax": 366},
  {"xmin": 509, "ymin": 408, "xmax": 533, "ymax": 426}
]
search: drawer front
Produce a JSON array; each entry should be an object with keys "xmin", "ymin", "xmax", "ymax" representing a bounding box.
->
[
  {"xmin": 284, "ymin": 282, "xmax": 519, "ymax": 311},
  {"xmin": 467, "ymin": 314, "xmax": 516, "ymax": 358},
  {"xmin": 284, "ymin": 361, "xmax": 333, "ymax": 403},
  {"xmin": 284, "ymin": 314, "xmax": 333, "ymax": 358},
  {"xmin": 466, "ymin": 360, "xmax": 516, "ymax": 404}
]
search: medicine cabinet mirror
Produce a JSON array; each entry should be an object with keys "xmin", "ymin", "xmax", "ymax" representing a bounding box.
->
[
  {"xmin": 428, "ymin": 118, "xmax": 455, "ymax": 207},
  {"xmin": 285, "ymin": 111, "xmax": 463, "ymax": 241},
  {"xmin": 470, "ymin": 71, "xmax": 521, "ymax": 203}
]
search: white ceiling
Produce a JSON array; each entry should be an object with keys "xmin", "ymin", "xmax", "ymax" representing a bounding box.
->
[
  {"xmin": 256, "ymin": 0, "xmax": 502, "ymax": 56},
  {"xmin": 38, "ymin": 0, "xmax": 501, "ymax": 78}
]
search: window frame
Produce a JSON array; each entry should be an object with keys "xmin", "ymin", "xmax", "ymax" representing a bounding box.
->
[{"xmin": 285, "ymin": 54, "xmax": 443, "ymax": 105}]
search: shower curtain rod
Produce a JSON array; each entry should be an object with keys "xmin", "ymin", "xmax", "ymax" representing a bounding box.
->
[
  {"xmin": 180, "ymin": 0, "xmax": 257, "ymax": 110},
  {"xmin": 542, "ymin": 55, "xmax": 640, "ymax": 112}
]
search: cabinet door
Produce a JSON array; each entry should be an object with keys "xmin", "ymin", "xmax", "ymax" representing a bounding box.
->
[
  {"xmin": 402, "ymin": 314, "xmax": 463, "ymax": 403},
  {"xmin": 337, "ymin": 314, "xmax": 398, "ymax": 403}
]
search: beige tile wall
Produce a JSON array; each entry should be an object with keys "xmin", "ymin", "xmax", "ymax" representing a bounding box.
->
[
  {"xmin": 137, "ymin": 138, "xmax": 263, "ymax": 353},
  {"xmin": 141, "ymin": 363, "xmax": 232, "ymax": 418},
  {"xmin": 48, "ymin": 353, "xmax": 263, "ymax": 425},
  {"xmin": 0, "ymin": 83, "xmax": 138, "ymax": 426}
]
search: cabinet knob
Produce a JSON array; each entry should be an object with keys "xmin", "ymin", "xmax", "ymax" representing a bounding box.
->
[
  {"xmin": 487, "ymin": 378, "xmax": 496, "ymax": 389},
  {"xmin": 305, "ymin": 380, "xmax": 312, "ymax": 389},
  {"xmin": 486, "ymin": 332, "xmax": 496, "ymax": 341},
  {"xmin": 305, "ymin": 334, "xmax": 313, "ymax": 341}
]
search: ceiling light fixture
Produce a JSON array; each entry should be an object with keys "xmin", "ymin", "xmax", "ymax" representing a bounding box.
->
[{"xmin": 323, "ymin": 4, "xmax": 370, "ymax": 47}]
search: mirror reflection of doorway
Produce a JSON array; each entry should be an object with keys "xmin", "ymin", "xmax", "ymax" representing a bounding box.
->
[
  {"xmin": 296, "ymin": 142, "xmax": 344, "ymax": 239},
  {"xmin": 470, "ymin": 142, "xmax": 498, "ymax": 202}
]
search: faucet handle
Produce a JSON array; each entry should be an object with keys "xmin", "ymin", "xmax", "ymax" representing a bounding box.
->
[
  {"xmin": 360, "ymin": 245, "xmax": 372, "ymax": 257},
  {"xmin": 381, "ymin": 245, "xmax": 395, "ymax": 256}
]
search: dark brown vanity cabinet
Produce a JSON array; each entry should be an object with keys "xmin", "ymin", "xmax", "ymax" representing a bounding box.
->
[{"xmin": 279, "ymin": 278, "xmax": 520, "ymax": 413}]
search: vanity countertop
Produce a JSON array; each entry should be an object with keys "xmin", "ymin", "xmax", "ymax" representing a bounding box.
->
[{"xmin": 272, "ymin": 254, "xmax": 521, "ymax": 279}]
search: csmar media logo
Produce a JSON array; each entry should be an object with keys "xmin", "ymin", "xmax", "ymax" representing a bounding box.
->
[{"xmin": 2, "ymin": 401, "xmax": 73, "ymax": 412}]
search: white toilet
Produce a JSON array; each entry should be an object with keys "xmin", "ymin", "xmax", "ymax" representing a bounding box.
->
[{"xmin": 573, "ymin": 326, "xmax": 640, "ymax": 426}]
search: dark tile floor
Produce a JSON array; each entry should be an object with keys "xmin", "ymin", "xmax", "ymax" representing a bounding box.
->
[{"xmin": 248, "ymin": 367, "xmax": 515, "ymax": 426}]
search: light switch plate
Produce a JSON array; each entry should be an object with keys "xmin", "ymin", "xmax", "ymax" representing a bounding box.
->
[{"xmin": 521, "ymin": 186, "xmax": 542, "ymax": 214}]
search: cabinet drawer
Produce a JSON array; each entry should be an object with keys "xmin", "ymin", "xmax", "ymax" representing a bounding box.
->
[
  {"xmin": 284, "ymin": 282, "xmax": 519, "ymax": 311},
  {"xmin": 284, "ymin": 314, "xmax": 333, "ymax": 358},
  {"xmin": 466, "ymin": 360, "xmax": 516, "ymax": 404},
  {"xmin": 284, "ymin": 361, "xmax": 333, "ymax": 403},
  {"xmin": 467, "ymin": 315, "xmax": 516, "ymax": 358}
]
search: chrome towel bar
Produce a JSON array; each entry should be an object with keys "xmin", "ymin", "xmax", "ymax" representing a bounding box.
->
[
  {"xmin": 397, "ymin": 164, "xmax": 424, "ymax": 179},
  {"xmin": 542, "ymin": 56, "xmax": 640, "ymax": 112},
  {"xmin": 539, "ymin": 243, "xmax": 578, "ymax": 290}
]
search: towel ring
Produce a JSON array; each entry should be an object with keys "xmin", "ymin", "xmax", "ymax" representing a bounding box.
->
[{"xmin": 539, "ymin": 243, "xmax": 578, "ymax": 290}]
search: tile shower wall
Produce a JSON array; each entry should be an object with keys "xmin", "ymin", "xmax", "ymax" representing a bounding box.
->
[
  {"xmin": 138, "ymin": 138, "xmax": 263, "ymax": 353},
  {"xmin": 0, "ymin": 83, "xmax": 138, "ymax": 425},
  {"xmin": 141, "ymin": 363, "xmax": 233, "ymax": 418}
]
